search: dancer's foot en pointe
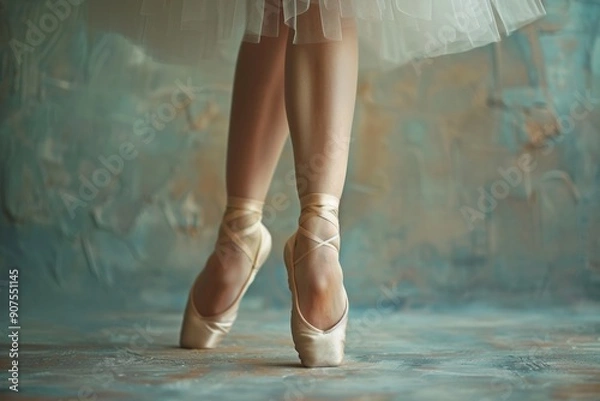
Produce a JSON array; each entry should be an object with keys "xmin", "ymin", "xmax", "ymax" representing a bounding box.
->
[
  {"xmin": 180, "ymin": 197, "xmax": 272, "ymax": 349},
  {"xmin": 284, "ymin": 193, "xmax": 349, "ymax": 367}
]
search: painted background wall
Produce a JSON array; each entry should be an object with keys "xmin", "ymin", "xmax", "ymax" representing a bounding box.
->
[{"xmin": 1, "ymin": 0, "xmax": 599, "ymax": 318}]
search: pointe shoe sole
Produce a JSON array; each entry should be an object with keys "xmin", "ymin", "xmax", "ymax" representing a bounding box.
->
[{"xmin": 179, "ymin": 224, "xmax": 272, "ymax": 349}]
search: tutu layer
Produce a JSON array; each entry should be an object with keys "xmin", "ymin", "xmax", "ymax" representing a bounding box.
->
[{"xmin": 86, "ymin": 0, "xmax": 546, "ymax": 69}]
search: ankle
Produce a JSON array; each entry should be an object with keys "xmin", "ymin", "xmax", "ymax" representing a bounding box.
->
[
  {"xmin": 213, "ymin": 197, "xmax": 267, "ymax": 267},
  {"xmin": 299, "ymin": 193, "xmax": 340, "ymax": 211},
  {"xmin": 222, "ymin": 209, "xmax": 261, "ymax": 231},
  {"xmin": 297, "ymin": 217, "xmax": 339, "ymax": 248},
  {"xmin": 297, "ymin": 193, "xmax": 341, "ymax": 251}
]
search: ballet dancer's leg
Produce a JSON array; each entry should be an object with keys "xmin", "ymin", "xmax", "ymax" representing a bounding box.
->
[
  {"xmin": 285, "ymin": 6, "xmax": 359, "ymax": 329},
  {"xmin": 192, "ymin": 23, "xmax": 290, "ymax": 317}
]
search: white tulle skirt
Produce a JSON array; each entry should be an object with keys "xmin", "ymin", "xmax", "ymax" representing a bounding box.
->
[{"xmin": 86, "ymin": 0, "xmax": 546, "ymax": 69}]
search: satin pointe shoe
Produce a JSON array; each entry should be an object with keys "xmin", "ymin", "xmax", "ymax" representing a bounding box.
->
[
  {"xmin": 284, "ymin": 193, "xmax": 349, "ymax": 367},
  {"xmin": 179, "ymin": 196, "xmax": 272, "ymax": 349}
]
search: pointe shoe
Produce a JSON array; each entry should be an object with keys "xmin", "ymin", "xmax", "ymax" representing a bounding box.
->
[
  {"xmin": 284, "ymin": 193, "xmax": 349, "ymax": 367},
  {"xmin": 179, "ymin": 196, "xmax": 272, "ymax": 349}
]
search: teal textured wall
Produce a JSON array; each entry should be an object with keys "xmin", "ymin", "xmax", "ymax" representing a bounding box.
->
[{"xmin": 0, "ymin": 0, "xmax": 599, "ymax": 316}]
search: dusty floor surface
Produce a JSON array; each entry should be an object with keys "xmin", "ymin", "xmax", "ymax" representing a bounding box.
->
[{"xmin": 1, "ymin": 304, "xmax": 599, "ymax": 401}]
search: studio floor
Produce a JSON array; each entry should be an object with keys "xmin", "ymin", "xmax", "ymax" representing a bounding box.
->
[{"xmin": 2, "ymin": 304, "xmax": 600, "ymax": 401}]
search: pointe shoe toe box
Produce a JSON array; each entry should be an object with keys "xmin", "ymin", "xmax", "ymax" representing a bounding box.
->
[
  {"xmin": 179, "ymin": 297, "xmax": 238, "ymax": 349},
  {"xmin": 291, "ymin": 310, "xmax": 348, "ymax": 367}
]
